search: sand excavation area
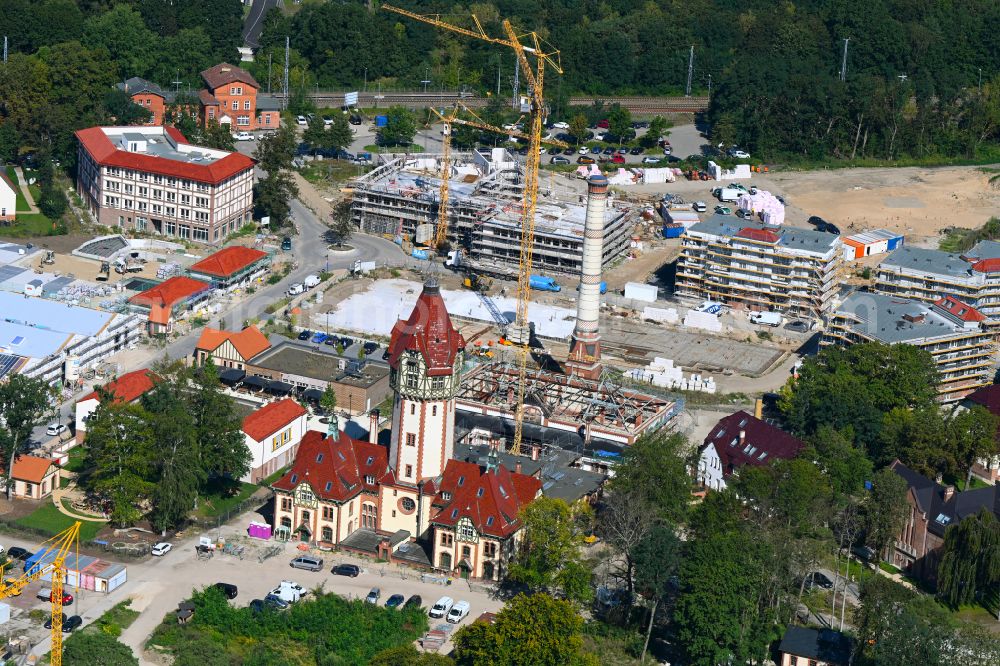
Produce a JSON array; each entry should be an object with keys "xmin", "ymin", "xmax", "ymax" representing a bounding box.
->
[{"xmin": 765, "ymin": 166, "xmax": 1000, "ymax": 246}]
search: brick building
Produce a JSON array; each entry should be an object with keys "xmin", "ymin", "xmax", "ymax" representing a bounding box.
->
[
  {"xmin": 198, "ymin": 63, "xmax": 281, "ymax": 132},
  {"xmin": 75, "ymin": 125, "xmax": 255, "ymax": 245},
  {"xmin": 117, "ymin": 77, "xmax": 170, "ymax": 126},
  {"xmin": 696, "ymin": 410, "xmax": 805, "ymax": 491}
]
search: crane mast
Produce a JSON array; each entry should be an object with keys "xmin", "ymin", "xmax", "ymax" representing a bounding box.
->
[{"xmin": 383, "ymin": 5, "xmax": 562, "ymax": 455}]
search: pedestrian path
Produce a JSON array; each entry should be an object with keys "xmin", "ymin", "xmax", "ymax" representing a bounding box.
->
[{"xmin": 12, "ymin": 166, "xmax": 39, "ymax": 213}]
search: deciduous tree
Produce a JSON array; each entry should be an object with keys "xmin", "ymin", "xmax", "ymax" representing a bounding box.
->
[
  {"xmin": 379, "ymin": 106, "xmax": 416, "ymax": 147},
  {"xmin": 936, "ymin": 508, "xmax": 1000, "ymax": 608},
  {"xmin": 862, "ymin": 467, "xmax": 910, "ymax": 559},
  {"xmin": 0, "ymin": 375, "xmax": 53, "ymax": 500},
  {"xmin": 608, "ymin": 430, "xmax": 690, "ymax": 523}
]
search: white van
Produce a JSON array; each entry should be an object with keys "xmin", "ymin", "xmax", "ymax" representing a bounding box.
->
[
  {"xmin": 716, "ymin": 187, "xmax": 742, "ymax": 203},
  {"xmin": 303, "ymin": 275, "xmax": 321, "ymax": 289},
  {"xmin": 446, "ymin": 600, "xmax": 471, "ymax": 623},
  {"xmin": 429, "ymin": 596, "xmax": 454, "ymax": 619},
  {"xmin": 269, "ymin": 580, "xmax": 305, "ymax": 603},
  {"xmin": 287, "ymin": 283, "xmax": 305, "ymax": 296},
  {"xmin": 749, "ymin": 311, "xmax": 783, "ymax": 327}
]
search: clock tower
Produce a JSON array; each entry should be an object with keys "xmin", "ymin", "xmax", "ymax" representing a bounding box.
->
[{"xmin": 387, "ymin": 277, "xmax": 465, "ymax": 483}]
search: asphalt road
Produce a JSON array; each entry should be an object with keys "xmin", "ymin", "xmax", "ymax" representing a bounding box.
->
[{"xmin": 242, "ymin": 0, "xmax": 281, "ymax": 48}]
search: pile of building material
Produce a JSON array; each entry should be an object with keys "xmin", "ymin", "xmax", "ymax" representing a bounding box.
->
[
  {"xmin": 623, "ymin": 282, "xmax": 658, "ymax": 303},
  {"xmin": 625, "ymin": 357, "xmax": 717, "ymax": 393},
  {"xmin": 683, "ymin": 309, "xmax": 723, "ymax": 332},
  {"xmin": 737, "ymin": 190, "xmax": 785, "ymax": 226},
  {"xmin": 708, "ymin": 161, "xmax": 752, "ymax": 181},
  {"xmin": 642, "ymin": 306, "xmax": 679, "ymax": 324},
  {"xmin": 639, "ymin": 167, "xmax": 677, "ymax": 184},
  {"xmin": 157, "ymin": 262, "xmax": 182, "ymax": 279}
]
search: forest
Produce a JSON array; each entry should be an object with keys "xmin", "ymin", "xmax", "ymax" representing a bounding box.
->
[{"xmin": 0, "ymin": 1, "xmax": 999, "ymax": 167}]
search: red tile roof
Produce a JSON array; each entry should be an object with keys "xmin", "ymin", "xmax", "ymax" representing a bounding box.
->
[
  {"xmin": 242, "ymin": 398, "xmax": 307, "ymax": 441},
  {"xmin": 431, "ymin": 459, "xmax": 541, "ymax": 538},
  {"xmin": 703, "ymin": 410, "xmax": 804, "ymax": 478},
  {"xmin": 971, "ymin": 258, "xmax": 1000, "ymax": 273},
  {"xmin": 11, "ymin": 455, "xmax": 57, "ymax": 484},
  {"xmin": 734, "ymin": 227, "xmax": 781, "ymax": 244},
  {"xmin": 201, "ymin": 63, "xmax": 260, "ymax": 91},
  {"xmin": 196, "ymin": 325, "xmax": 271, "ymax": 360},
  {"xmin": 198, "ymin": 89, "xmax": 220, "ymax": 106},
  {"xmin": 272, "ymin": 430, "xmax": 389, "ymax": 502},
  {"xmin": 966, "ymin": 384, "xmax": 1000, "ymax": 416},
  {"xmin": 933, "ymin": 296, "xmax": 986, "ymax": 323},
  {"xmin": 81, "ymin": 369, "xmax": 159, "ymax": 403},
  {"xmin": 189, "ymin": 246, "xmax": 269, "ymax": 278},
  {"xmin": 74, "ymin": 126, "xmax": 255, "ymax": 184},
  {"xmin": 388, "ymin": 280, "xmax": 465, "ymax": 376},
  {"xmin": 128, "ymin": 276, "xmax": 210, "ymax": 309}
]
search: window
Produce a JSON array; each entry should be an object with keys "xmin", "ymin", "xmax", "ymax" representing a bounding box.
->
[
  {"xmin": 935, "ymin": 513, "xmax": 952, "ymax": 526},
  {"xmin": 364, "ymin": 475, "xmax": 375, "ymax": 484},
  {"xmin": 401, "ymin": 497, "xmax": 416, "ymax": 512},
  {"xmin": 405, "ymin": 464, "xmax": 413, "ymax": 479},
  {"xmin": 237, "ymin": 115, "xmax": 250, "ymax": 126},
  {"xmin": 485, "ymin": 516, "xmax": 494, "ymax": 527},
  {"xmin": 281, "ymin": 497, "xmax": 292, "ymax": 511},
  {"xmin": 476, "ymin": 488, "xmax": 484, "ymax": 498},
  {"xmin": 406, "ymin": 433, "xmax": 416, "ymax": 447},
  {"xmin": 322, "ymin": 506, "xmax": 334, "ymax": 520},
  {"xmin": 180, "ymin": 194, "xmax": 190, "ymax": 205},
  {"xmin": 441, "ymin": 491, "xmax": 451, "ymax": 501},
  {"xmin": 265, "ymin": 115, "xmax": 271, "ymax": 125},
  {"xmin": 208, "ymin": 108, "xmax": 215, "ymax": 120},
  {"xmin": 362, "ymin": 503, "xmax": 377, "ymax": 529},
  {"xmin": 410, "ymin": 404, "xmax": 415, "ymax": 415},
  {"xmin": 440, "ymin": 532, "xmax": 453, "ymax": 547},
  {"xmin": 457, "ymin": 518, "xmax": 477, "ymax": 542},
  {"xmin": 321, "ymin": 526, "xmax": 333, "ymax": 542},
  {"xmin": 231, "ymin": 100, "xmax": 238, "ymax": 110},
  {"xmin": 244, "ymin": 100, "xmax": 251, "ymax": 110},
  {"xmin": 484, "ymin": 542, "xmax": 497, "ymax": 558},
  {"xmin": 432, "ymin": 405, "xmax": 437, "ymax": 416},
  {"xmin": 431, "ymin": 377, "xmax": 445, "ymax": 390},
  {"xmin": 230, "ymin": 86, "xmax": 243, "ymax": 95},
  {"xmin": 461, "ymin": 545, "xmax": 471, "ymax": 559}
]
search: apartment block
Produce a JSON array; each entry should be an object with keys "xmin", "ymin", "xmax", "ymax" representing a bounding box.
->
[
  {"xmin": 823, "ymin": 292, "xmax": 994, "ymax": 402},
  {"xmin": 875, "ymin": 242, "xmax": 1000, "ymax": 321},
  {"xmin": 351, "ymin": 150, "xmax": 634, "ymax": 275},
  {"xmin": 75, "ymin": 126, "xmax": 255, "ymax": 245},
  {"xmin": 676, "ymin": 216, "xmax": 844, "ymax": 318}
]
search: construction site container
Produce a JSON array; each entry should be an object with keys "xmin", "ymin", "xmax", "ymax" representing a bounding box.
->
[
  {"xmin": 663, "ymin": 210, "xmax": 700, "ymax": 227},
  {"xmin": 25, "ymin": 548, "xmax": 126, "ymax": 593},
  {"xmin": 662, "ymin": 224, "xmax": 685, "ymax": 239},
  {"xmin": 624, "ymin": 282, "xmax": 658, "ymax": 302},
  {"xmin": 843, "ymin": 229, "xmax": 904, "ymax": 260}
]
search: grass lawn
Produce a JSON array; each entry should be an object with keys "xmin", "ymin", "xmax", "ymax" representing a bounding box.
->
[
  {"xmin": 22, "ymin": 167, "xmax": 41, "ymax": 202},
  {"xmin": 258, "ymin": 466, "xmax": 288, "ymax": 488},
  {"xmin": 15, "ymin": 502, "xmax": 104, "ymax": 542},
  {"xmin": 97, "ymin": 600, "xmax": 140, "ymax": 632},
  {"xmin": 298, "ymin": 160, "xmax": 370, "ymax": 185},
  {"xmin": 195, "ymin": 480, "xmax": 259, "ymax": 519},
  {"xmin": 0, "ymin": 212, "xmax": 57, "ymax": 237},
  {"xmin": 4, "ymin": 166, "xmax": 30, "ymax": 211},
  {"xmin": 61, "ymin": 447, "xmax": 87, "ymax": 474}
]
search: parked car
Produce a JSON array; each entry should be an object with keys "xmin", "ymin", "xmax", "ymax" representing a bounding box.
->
[
  {"xmin": 561, "ymin": 148, "xmax": 575, "ymax": 155},
  {"xmin": 617, "ymin": 147, "xmax": 628, "ymax": 155},
  {"xmin": 339, "ymin": 336, "xmax": 354, "ymax": 347},
  {"xmin": 404, "ymin": 595, "xmax": 423, "ymax": 609},
  {"xmin": 263, "ymin": 594, "xmax": 289, "ymax": 610},
  {"xmin": 213, "ymin": 583, "xmax": 238, "ymax": 599},
  {"xmin": 806, "ymin": 572, "xmax": 834, "ymax": 590},
  {"xmin": 39, "ymin": 589, "xmax": 73, "ymax": 605},
  {"xmin": 578, "ymin": 146, "xmax": 589, "ymax": 155},
  {"xmin": 577, "ymin": 156, "xmax": 595, "ymax": 164},
  {"xmin": 429, "ymin": 596, "xmax": 454, "ymax": 619},
  {"xmin": 602, "ymin": 147, "xmax": 614, "ymax": 155},
  {"xmin": 281, "ymin": 237, "xmax": 292, "ymax": 251},
  {"xmin": 151, "ymin": 542, "xmax": 172, "ymax": 557},
  {"xmin": 7, "ymin": 547, "xmax": 30, "ymax": 561},
  {"xmin": 551, "ymin": 121, "xmax": 569, "ymax": 129},
  {"xmin": 641, "ymin": 156, "xmax": 661, "ymax": 164},
  {"xmin": 590, "ymin": 146, "xmax": 601, "ymax": 154},
  {"xmin": 269, "ymin": 581, "xmax": 305, "ymax": 603},
  {"xmin": 730, "ymin": 149, "xmax": 750, "ymax": 159},
  {"xmin": 324, "ymin": 336, "xmax": 339, "ymax": 347},
  {"xmin": 310, "ymin": 332, "xmax": 328, "ymax": 344},
  {"xmin": 332, "ymin": 563, "xmax": 361, "ymax": 577},
  {"xmin": 597, "ymin": 119, "xmax": 610, "ymax": 129},
  {"xmin": 290, "ymin": 555, "xmax": 324, "ymax": 572},
  {"xmin": 714, "ymin": 205, "xmax": 732, "ymax": 215},
  {"xmin": 785, "ymin": 320, "xmax": 811, "ymax": 333},
  {"xmin": 287, "ymin": 283, "xmax": 305, "ymax": 296},
  {"xmin": 296, "ymin": 116, "xmax": 307, "ymax": 126},
  {"xmin": 233, "ymin": 132, "xmax": 254, "ymax": 142},
  {"xmin": 550, "ymin": 156, "xmax": 570, "ymax": 165},
  {"xmin": 297, "ymin": 330, "xmax": 312, "ymax": 341},
  {"xmin": 447, "ymin": 600, "xmax": 471, "ymax": 623},
  {"xmin": 611, "ymin": 154, "xmax": 625, "ymax": 164},
  {"xmin": 363, "ymin": 342, "xmax": 379, "ymax": 355},
  {"xmin": 365, "ymin": 588, "xmax": 381, "ymax": 604},
  {"xmin": 63, "ymin": 615, "xmax": 83, "ymax": 632},
  {"xmin": 323, "ymin": 116, "xmax": 333, "ymax": 127},
  {"xmin": 46, "ymin": 424, "xmax": 67, "ymax": 437},
  {"xmin": 44, "ymin": 613, "xmax": 65, "ymax": 630},
  {"xmin": 349, "ymin": 114, "xmax": 363, "ymax": 125},
  {"xmin": 249, "ymin": 599, "xmax": 266, "ymax": 614},
  {"xmin": 385, "ymin": 594, "xmax": 405, "ymax": 609},
  {"xmin": 629, "ymin": 146, "xmax": 643, "ymax": 155}
]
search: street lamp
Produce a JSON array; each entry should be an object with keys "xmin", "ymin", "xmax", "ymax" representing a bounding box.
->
[{"xmin": 364, "ymin": 67, "xmax": 368, "ymax": 92}]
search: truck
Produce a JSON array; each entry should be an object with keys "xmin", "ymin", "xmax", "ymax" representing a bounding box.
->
[
  {"xmin": 113, "ymin": 256, "xmax": 143, "ymax": 274},
  {"xmin": 529, "ymin": 275, "xmax": 561, "ymax": 292},
  {"xmin": 749, "ymin": 311, "xmax": 783, "ymax": 327},
  {"xmin": 303, "ymin": 274, "xmax": 321, "ymax": 289},
  {"xmin": 287, "ymin": 283, "xmax": 305, "ymax": 296}
]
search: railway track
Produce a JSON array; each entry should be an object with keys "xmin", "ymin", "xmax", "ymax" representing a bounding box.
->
[{"xmin": 305, "ymin": 91, "xmax": 708, "ymax": 114}]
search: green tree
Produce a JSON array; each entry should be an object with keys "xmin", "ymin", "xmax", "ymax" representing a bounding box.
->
[
  {"xmin": 198, "ymin": 120, "xmax": 236, "ymax": 152},
  {"xmin": 319, "ymin": 384, "xmax": 337, "ymax": 415},
  {"xmin": 633, "ymin": 524, "xmax": 681, "ymax": 662},
  {"xmin": 103, "ymin": 89, "xmax": 152, "ymax": 125},
  {"xmin": 936, "ymin": 508, "xmax": 1000, "ymax": 608},
  {"xmin": 568, "ymin": 114, "xmax": 588, "ymax": 145},
  {"xmin": 646, "ymin": 116, "xmax": 668, "ymax": 147},
  {"xmin": 81, "ymin": 400, "xmax": 156, "ymax": 526},
  {"xmin": 62, "ymin": 629, "xmax": 139, "ymax": 666},
  {"xmin": 82, "ymin": 4, "xmax": 159, "ymax": 79},
  {"xmin": 254, "ymin": 123, "xmax": 297, "ymax": 174},
  {"xmin": 605, "ymin": 103, "xmax": 632, "ymax": 144},
  {"xmin": 0, "ymin": 374, "xmax": 53, "ymax": 500},
  {"xmin": 863, "ymin": 467, "xmax": 910, "ymax": 559},
  {"xmin": 379, "ymin": 106, "xmax": 416, "ymax": 147},
  {"xmin": 807, "ymin": 425, "xmax": 873, "ymax": 496},
  {"xmin": 327, "ymin": 113, "xmax": 354, "ymax": 154},
  {"xmin": 780, "ymin": 342, "xmax": 938, "ymax": 446},
  {"xmin": 608, "ymin": 430, "xmax": 690, "ymax": 524},
  {"xmin": 190, "ymin": 360, "xmax": 250, "ymax": 481},
  {"xmin": 329, "ymin": 199, "xmax": 354, "ymax": 246},
  {"xmin": 303, "ymin": 114, "xmax": 327, "ymax": 154},
  {"xmin": 452, "ymin": 593, "xmax": 597, "ymax": 666},
  {"xmin": 950, "ymin": 405, "xmax": 1000, "ymax": 489},
  {"xmin": 253, "ymin": 125, "xmax": 299, "ymax": 226},
  {"xmin": 506, "ymin": 497, "xmax": 592, "ymax": 605}
]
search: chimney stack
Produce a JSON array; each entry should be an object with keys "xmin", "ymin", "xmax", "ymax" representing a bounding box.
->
[
  {"xmin": 739, "ymin": 430, "xmax": 746, "ymax": 446},
  {"xmin": 515, "ymin": 462, "xmax": 522, "ymax": 474},
  {"xmin": 943, "ymin": 485, "xmax": 956, "ymax": 502},
  {"xmin": 566, "ymin": 175, "xmax": 609, "ymax": 380},
  {"xmin": 754, "ymin": 399, "xmax": 763, "ymax": 419},
  {"xmin": 368, "ymin": 409, "xmax": 379, "ymax": 444}
]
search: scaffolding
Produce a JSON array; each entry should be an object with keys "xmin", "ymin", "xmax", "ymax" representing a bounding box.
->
[{"xmin": 455, "ymin": 362, "xmax": 677, "ymax": 446}]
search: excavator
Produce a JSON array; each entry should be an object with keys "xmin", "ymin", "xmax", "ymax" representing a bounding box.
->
[
  {"xmin": 462, "ymin": 273, "xmax": 494, "ymax": 293},
  {"xmin": 97, "ymin": 261, "xmax": 110, "ymax": 281}
]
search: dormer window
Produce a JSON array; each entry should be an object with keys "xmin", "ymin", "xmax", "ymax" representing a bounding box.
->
[
  {"xmin": 325, "ymin": 481, "xmax": 333, "ymax": 492},
  {"xmin": 476, "ymin": 488, "xmax": 484, "ymax": 497},
  {"xmin": 442, "ymin": 491, "xmax": 452, "ymax": 501},
  {"xmin": 457, "ymin": 476, "xmax": 465, "ymax": 487},
  {"xmin": 316, "ymin": 454, "xmax": 324, "ymax": 463},
  {"xmin": 366, "ymin": 456, "xmax": 374, "ymax": 465},
  {"xmin": 364, "ymin": 475, "xmax": 375, "ymax": 484},
  {"xmin": 290, "ymin": 474, "xmax": 298, "ymax": 484}
]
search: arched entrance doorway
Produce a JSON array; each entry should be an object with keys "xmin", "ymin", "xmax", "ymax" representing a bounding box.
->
[
  {"xmin": 458, "ymin": 561, "xmax": 472, "ymax": 579},
  {"xmin": 482, "ymin": 561, "xmax": 495, "ymax": 581},
  {"xmin": 440, "ymin": 552, "xmax": 452, "ymax": 570}
]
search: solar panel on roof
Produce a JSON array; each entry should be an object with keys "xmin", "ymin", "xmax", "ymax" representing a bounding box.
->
[{"xmin": 10, "ymin": 336, "xmax": 23, "ymax": 346}]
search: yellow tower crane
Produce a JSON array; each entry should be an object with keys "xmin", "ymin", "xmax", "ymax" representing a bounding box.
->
[
  {"xmin": 0, "ymin": 521, "xmax": 81, "ymax": 666},
  {"xmin": 427, "ymin": 100, "xmax": 569, "ymax": 249},
  {"xmin": 384, "ymin": 5, "xmax": 562, "ymax": 455}
]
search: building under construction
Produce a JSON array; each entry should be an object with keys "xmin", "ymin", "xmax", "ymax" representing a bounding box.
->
[
  {"xmin": 455, "ymin": 361, "xmax": 679, "ymax": 448},
  {"xmin": 350, "ymin": 149, "xmax": 635, "ymax": 275}
]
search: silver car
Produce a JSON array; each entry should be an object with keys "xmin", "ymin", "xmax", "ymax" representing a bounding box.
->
[{"xmin": 289, "ymin": 555, "xmax": 324, "ymax": 572}]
